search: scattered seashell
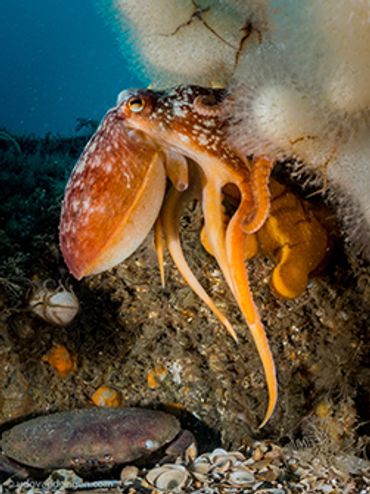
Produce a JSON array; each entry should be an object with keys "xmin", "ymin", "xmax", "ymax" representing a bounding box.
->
[
  {"xmin": 208, "ymin": 448, "xmax": 228, "ymax": 458},
  {"xmin": 120, "ymin": 465, "xmax": 139, "ymax": 482},
  {"xmin": 192, "ymin": 456, "xmax": 212, "ymax": 481},
  {"xmin": 91, "ymin": 385, "xmax": 123, "ymax": 408},
  {"xmin": 146, "ymin": 464, "xmax": 189, "ymax": 491},
  {"xmin": 227, "ymin": 467, "xmax": 255, "ymax": 487},
  {"xmin": 253, "ymin": 446, "xmax": 264, "ymax": 462},
  {"xmin": 211, "ymin": 457, "xmax": 232, "ymax": 474},
  {"xmin": 29, "ymin": 282, "xmax": 79, "ymax": 325},
  {"xmin": 185, "ymin": 441, "xmax": 198, "ymax": 464},
  {"xmin": 264, "ymin": 444, "xmax": 283, "ymax": 461},
  {"xmin": 256, "ymin": 489, "xmax": 286, "ymax": 494},
  {"xmin": 42, "ymin": 344, "xmax": 76, "ymax": 378}
]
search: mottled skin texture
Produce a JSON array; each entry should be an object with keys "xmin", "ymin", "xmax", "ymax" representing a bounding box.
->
[
  {"xmin": 59, "ymin": 85, "xmax": 277, "ymax": 427},
  {"xmin": 0, "ymin": 408, "xmax": 185, "ymax": 475}
]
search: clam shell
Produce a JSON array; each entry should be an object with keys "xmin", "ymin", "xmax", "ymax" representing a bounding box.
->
[
  {"xmin": 209, "ymin": 448, "xmax": 245, "ymax": 464},
  {"xmin": 192, "ymin": 448, "xmax": 247, "ymax": 480},
  {"xmin": 120, "ymin": 465, "xmax": 138, "ymax": 482},
  {"xmin": 185, "ymin": 441, "xmax": 198, "ymax": 463},
  {"xmin": 209, "ymin": 449, "xmax": 245, "ymax": 475},
  {"xmin": 227, "ymin": 467, "xmax": 255, "ymax": 487},
  {"xmin": 212, "ymin": 457, "xmax": 233, "ymax": 473},
  {"xmin": 191, "ymin": 457, "xmax": 212, "ymax": 481},
  {"xmin": 146, "ymin": 464, "xmax": 189, "ymax": 491}
]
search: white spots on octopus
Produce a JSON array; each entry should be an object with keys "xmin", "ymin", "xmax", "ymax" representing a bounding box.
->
[
  {"xmin": 71, "ymin": 199, "xmax": 80, "ymax": 213},
  {"xmin": 197, "ymin": 134, "xmax": 209, "ymax": 146},
  {"xmin": 172, "ymin": 103, "xmax": 188, "ymax": 118},
  {"xmin": 73, "ymin": 157, "xmax": 88, "ymax": 176},
  {"xmin": 82, "ymin": 197, "xmax": 91, "ymax": 211},
  {"xmin": 122, "ymin": 170, "xmax": 132, "ymax": 188},
  {"xmin": 203, "ymin": 119, "xmax": 216, "ymax": 128},
  {"xmin": 179, "ymin": 133, "xmax": 190, "ymax": 143},
  {"xmin": 92, "ymin": 156, "xmax": 102, "ymax": 168}
]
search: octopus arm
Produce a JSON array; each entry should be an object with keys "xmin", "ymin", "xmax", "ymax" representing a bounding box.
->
[
  {"xmin": 225, "ymin": 184, "xmax": 277, "ymax": 428},
  {"xmin": 154, "ymin": 216, "xmax": 166, "ymax": 288},
  {"xmin": 164, "ymin": 149, "xmax": 189, "ymax": 191},
  {"xmin": 200, "ymin": 160, "xmax": 277, "ymax": 427},
  {"xmin": 243, "ymin": 156, "xmax": 274, "ymax": 233},
  {"xmin": 160, "ymin": 184, "xmax": 238, "ymax": 343}
]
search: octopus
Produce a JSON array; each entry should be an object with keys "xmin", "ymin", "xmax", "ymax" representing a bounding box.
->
[{"xmin": 59, "ymin": 85, "xmax": 328, "ymax": 428}]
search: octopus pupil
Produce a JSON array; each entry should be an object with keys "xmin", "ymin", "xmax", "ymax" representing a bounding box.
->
[{"xmin": 129, "ymin": 97, "xmax": 144, "ymax": 110}]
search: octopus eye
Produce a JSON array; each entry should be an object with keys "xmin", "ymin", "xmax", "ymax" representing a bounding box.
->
[{"xmin": 128, "ymin": 96, "xmax": 145, "ymax": 113}]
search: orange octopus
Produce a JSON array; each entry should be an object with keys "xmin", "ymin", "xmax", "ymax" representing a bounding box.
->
[{"xmin": 59, "ymin": 86, "xmax": 327, "ymax": 427}]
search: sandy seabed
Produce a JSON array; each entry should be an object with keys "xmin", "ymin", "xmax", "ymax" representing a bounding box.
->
[{"xmin": 0, "ymin": 132, "xmax": 369, "ymax": 492}]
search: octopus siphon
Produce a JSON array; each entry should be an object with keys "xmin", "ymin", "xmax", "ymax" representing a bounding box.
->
[{"xmin": 59, "ymin": 85, "xmax": 328, "ymax": 427}]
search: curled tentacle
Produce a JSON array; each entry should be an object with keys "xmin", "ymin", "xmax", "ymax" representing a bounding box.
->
[{"xmin": 242, "ymin": 156, "xmax": 274, "ymax": 233}]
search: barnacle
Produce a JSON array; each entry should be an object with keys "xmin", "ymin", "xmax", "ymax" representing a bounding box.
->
[{"xmin": 29, "ymin": 280, "xmax": 80, "ymax": 326}]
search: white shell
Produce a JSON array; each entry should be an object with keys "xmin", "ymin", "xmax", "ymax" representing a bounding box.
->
[
  {"xmin": 210, "ymin": 449, "xmax": 245, "ymax": 466},
  {"xmin": 120, "ymin": 465, "xmax": 139, "ymax": 482},
  {"xmin": 29, "ymin": 286, "xmax": 80, "ymax": 325},
  {"xmin": 185, "ymin": 442, "xmax": 198, "ymax": 463},
  {"xmin": 192, "ymin": 457, "xmax": 212, "ymax": 475},
  {"xmin": 191, "ymin": 457, "xmax": 212, "ymax": 481},
  {"xmin": 192, "ymin": 448, "xmax": 247, "ymax": 481},
  {"xmin": 146, "ymin": 464, "xmax": 189, "ymax": 491},
  {"xmin": 227, "ymin": 467, "xmax": 255, "ymax": 486}
]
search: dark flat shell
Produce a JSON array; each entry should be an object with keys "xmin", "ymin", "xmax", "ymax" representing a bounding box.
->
[{"xmin": 1, "ymin": 408, "xmax": 180, "ymax": 470}]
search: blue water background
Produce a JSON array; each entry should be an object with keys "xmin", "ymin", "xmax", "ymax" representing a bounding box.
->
[{"xmin": 0, "ymin": 0, "xmax": 144, "ymax": 136}]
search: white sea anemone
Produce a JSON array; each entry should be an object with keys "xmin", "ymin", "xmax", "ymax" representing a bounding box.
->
[{"xmin": 100, "ymin": 0, "xmax": 370, "ymax": 255}]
